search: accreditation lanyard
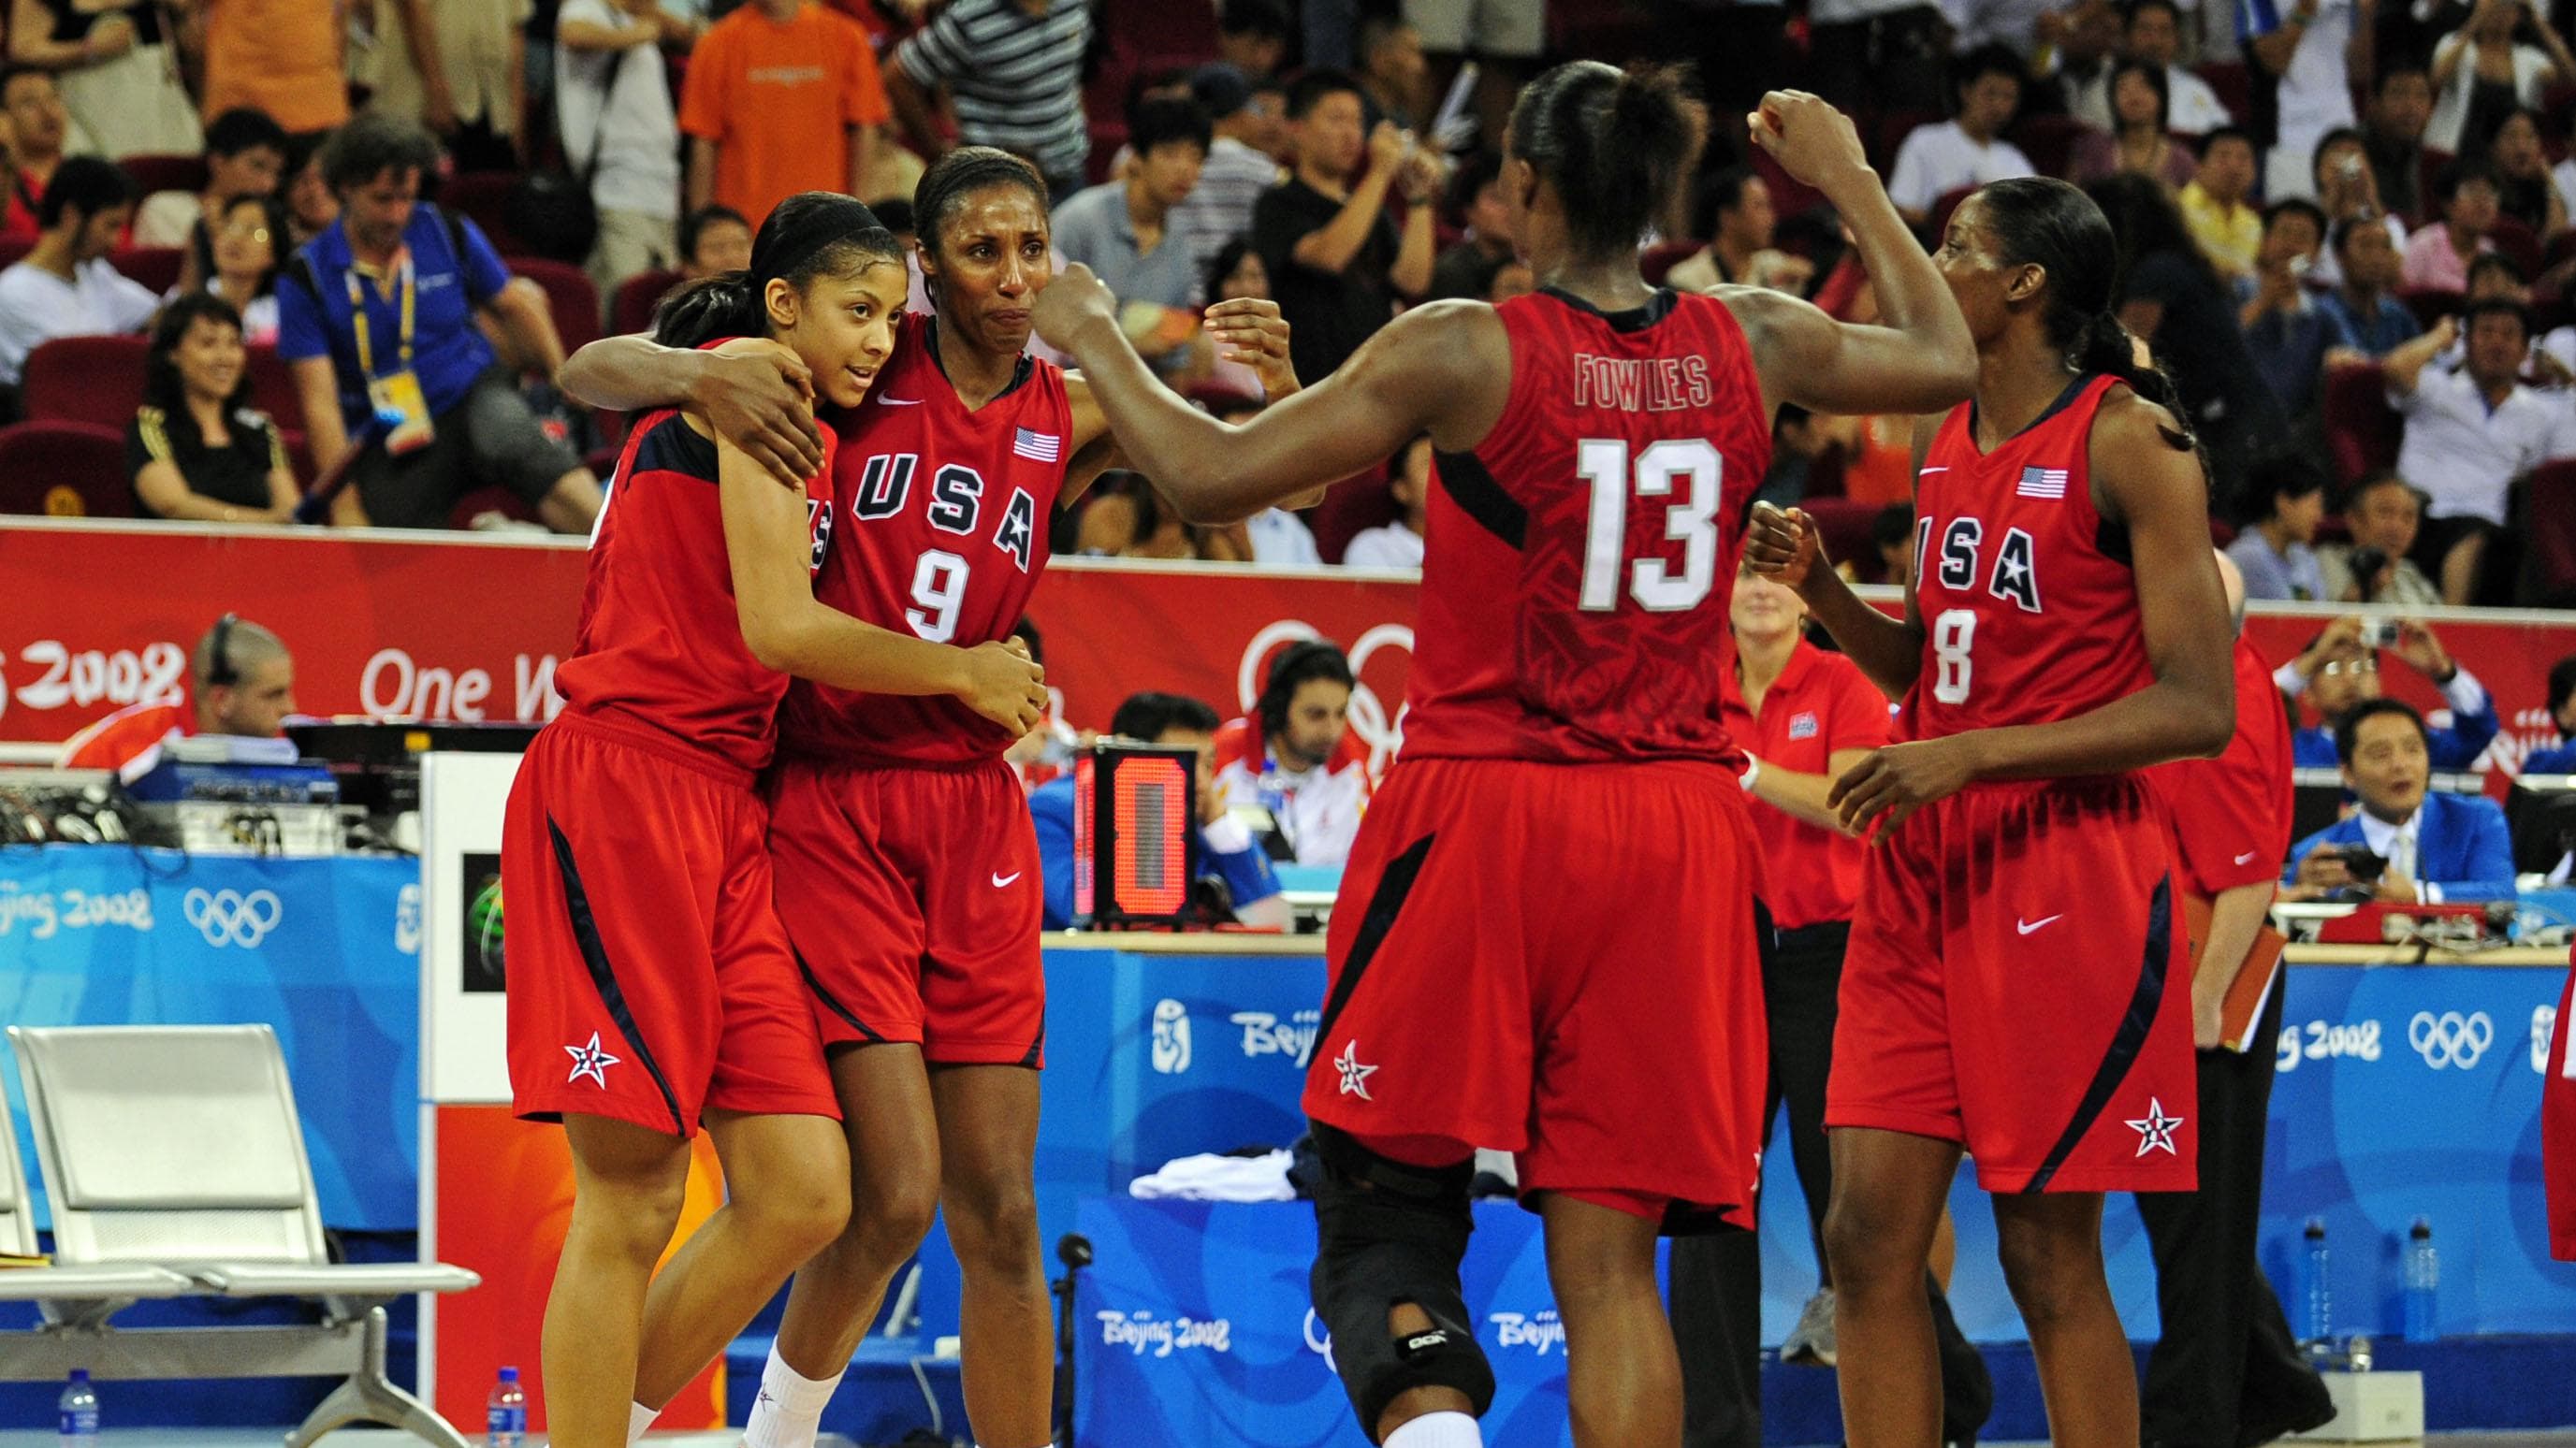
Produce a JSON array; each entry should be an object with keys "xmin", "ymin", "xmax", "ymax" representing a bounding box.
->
[{"xmin": 347, "ymin": 250, "xmax": 416, "ymax": 382}]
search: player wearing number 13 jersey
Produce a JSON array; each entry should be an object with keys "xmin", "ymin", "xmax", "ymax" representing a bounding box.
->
[
  {"xmin": 1033, "ymin": 68, "xmax": 1979, "ymax": 1448},
  {"xmin": 1747, "ymin": 176, "xmax": 2237, "ymax": 1448}
]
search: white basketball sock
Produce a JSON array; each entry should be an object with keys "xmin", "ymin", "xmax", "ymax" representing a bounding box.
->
[
  {"xmin": 1385, "ymin": 1411, "xmax": 1485, "ymax": 1448},
  {"xmin": 626, "ymin": 1400, "xmax": 656, "ymax": 1446},
  {"xmin": 740, "ymin": 1344, "xmax": 844, "ymax": 1448}
]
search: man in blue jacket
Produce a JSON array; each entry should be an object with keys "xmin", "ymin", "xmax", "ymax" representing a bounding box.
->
[
  {"xmin": 1033, "ymin": 691, "xmax": 1288, "ymax": 930},
  {"xmin": 2282, "ymin": 698, "xmax": 2517, "ymax": 903},
  {"xmin": 2524, "ymin": 656, "xmax": 2576, "ymax": 775},
  {"xmin": 2277, "ymin": 616, "xmax": 2499, "ymax": 770}
]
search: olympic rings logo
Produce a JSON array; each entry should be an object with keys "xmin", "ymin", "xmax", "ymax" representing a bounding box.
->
[
  {"xmin": 182, "ymin": 889, "xmax": 283, "ymax": 948},
  {"xmin": 2409, "ymin": 1009, "xmax": 2494, "ymax": 1070}
]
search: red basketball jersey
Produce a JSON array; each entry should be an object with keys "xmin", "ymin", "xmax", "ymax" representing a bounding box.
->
[
  {"xmin": 1398, "ymin": 289, "xmax": 1769, "ymax": 765},
  {"xmin": 778, "ymin": 316, "xmax": 1069, "ymax": 765},
  {"xmin": 1905, "ymin": 374, "xmax": 2152, "ymax": 744},
  {"xmin": 553, "ymin": 405, "xmax": 840, "ymax": 775},
  {"xmin": 2151, "ymin": 636, "xmax": 2294, "ymax": 897}
]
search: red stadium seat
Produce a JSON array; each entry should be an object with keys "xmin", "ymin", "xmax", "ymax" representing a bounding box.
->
[
  {"xmin": 0, "ymin": 422, "xmax": 130, "ymax": 517},
  {"xmin": 2545, "ymin": 227, "xmax": 2576, "ymax": 276},
  {"xmin": 2195, "ymin": 62, "xmax": 2251, "ymax": 125},
  {"xmin": 0, "ymin": 237, "xmax": 32, "ymax": 272},
  {"xmin": 1747, "ymin": 147, "xmax": 1826, "ymax": 224},
  {"xmin": 119, "ymin": 153, "xmax": 208, "ymax": 202},
  {"xmin": 1929, "ymin": 185, "xmax": 1978, "ymax": 243},
  {"xmin": 2321, "ymin": 359, "xmax": 2401, "ymax": 485},
  {"xmin": 1873, "ymin": 111, "xmax": 1943, "ymax": 174},
  {"xmin": 2415, "ymin": 148, "xmax": 2453, "ymax": 227},
  {"xmin": 1640, "ymin": 239, "xmax": 1702, "ymax": 287},
  {"xmin": 2010, "ymin": 113, "xmax": 2095, "ymax": 185},
  {"xmin": 2486, "ymin": 216, "xmax": 2542, "ymax": 282},
  {"xmin": 2400, "ymin": 288, "xmax": 2462, "ymax": 330},
  {"xmin": 611, "ymin": 268, "xmax": 684, "ymax": 339},
  {"xmin": 504, "ymin": 256, "xmax": 604, "ymax": 355},
  {"xmin": 2208, "ymin": 515, "xmax": 2237, "ymax": 546},
  {"xmin": 433, "ymin": 172, "xmax": 528, "ymax": 256},
  {"xmin": 1308, "ymin": 468, "xmax": 1403, "ymax": 566},
  {"xmin": 242, "ymin": 343, "xmax": 301, "ymax": 425},
  {"xmin": 109, "ymin": 246, "xmax": 183, "ymax": 296},
  {"xmin": 2520, "ymin": 457, "xmax": 2576, "ymax": 606},
  {"xmin": 21, "ymin": 335, "xmax": 151, "ymax": 432}
]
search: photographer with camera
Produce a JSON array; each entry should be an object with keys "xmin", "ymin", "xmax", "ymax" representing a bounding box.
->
[
  {"xmin": 2275, "ymin": 614, "xmax": 2501, "ymax": 768},
  {"xmin": 2281, "ymin": 699, "xmax": 2517, "ymax": 902},
  {"xmin": 2316, "ymin": 471, "xmax": 2443, "ymax": 605}
]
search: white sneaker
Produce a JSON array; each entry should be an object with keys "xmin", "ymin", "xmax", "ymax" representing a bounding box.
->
[{"xmin": 1781, "ymin": 1286, "xmax": 1838, "ymax": 1367}]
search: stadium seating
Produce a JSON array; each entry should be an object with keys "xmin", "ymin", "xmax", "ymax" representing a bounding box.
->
[
  {"xmin": 2401, "ymin": 287, "xmax": 2462, "ymax": 330},
  {"xmin": 109, "ymin": 246, "xmax": 184, "ymax": 297},
  {"xmin": 21, "ymin": 334, "xmax": 150, "ymax": 432},
  {"xmin": 7, "ymin": 1024, "xmax": 481, "ymax": 1448},
  {"xmin": 1307, "ymin": 465, "xmax": 1402, "ymax": 565},
  {"xmin": 0, "ymin": 1090, "xmax": 196, "ymax": 1310},
  {"xmin": 432, "ymin": 171, "xmax": 529, "ymax": 256},
  {"xmin": 0, "ymin": 422, "xmax": 130, "ymax": 516},
  {"xmin": 2521, "ymin": 457, "xmax": 2576, "ymax": 607},
  {"xmin": 2320, "ymin": 359, "xmax": 2402, "ymax": 485},
  {"xmin": 1639, "ymin": 239, "xmax": 1701, "ymax": 287},
  {"xmin": 506, "ymin": 255, "xmax": 605, "ymax": 355},
  {"xmin": 118, "ymin": 152, "xmax": 209, "ymax": 202},
  {"xmin": 2010, "ymin": 113, "xmax": 2092, "ymax": 185},
  {"xmin": 244, "ymin": 342, "xmax": 301, "ymax": 424},
  {"xmin": 612, "ymin": 267, "xmax": 685, "ymax": 339}
]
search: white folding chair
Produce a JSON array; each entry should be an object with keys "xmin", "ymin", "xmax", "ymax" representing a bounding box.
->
[
  {"xmin": 0, "ymin": 1069, "xmax": 194, "ymax": 1325},
  {"xmin": 9, "ymin": 1024, "xmax": 481, "ymax": 1447}
]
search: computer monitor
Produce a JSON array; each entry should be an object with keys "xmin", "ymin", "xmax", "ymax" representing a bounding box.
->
[
  {"xmin": 1071, "ymin": 742, "xmax": 1198, "ymax": 928},
  {"xmin": 2505, "ymin": 774, "xmax": 2576, "ymax": 876}
]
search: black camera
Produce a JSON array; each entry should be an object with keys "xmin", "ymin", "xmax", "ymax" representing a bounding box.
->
[
  {"xmin": 2348, "ymin": 546, "xmax": 2388, "ymax": 600},
  {"xmin": 2337, "ymin": 845, "xmax": 2389, "ymax": 883}
]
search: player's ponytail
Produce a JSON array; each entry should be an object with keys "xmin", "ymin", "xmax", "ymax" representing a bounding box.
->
[
  {"xmin": 652, "ymin": 192, "xmax": 902, "ymax": 350},
  {"xmin": 1507, "ymin": 61, "xmax": 1702, "ymax": 262},
  {"xmin": 1976, "ymin": 175, "xmax": 2196, "ymax": 452}
]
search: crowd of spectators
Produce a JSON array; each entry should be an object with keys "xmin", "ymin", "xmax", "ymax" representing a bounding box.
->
[{"xmin": 0, "ymin": 0, "xmax": 2573, "ymax": 600}]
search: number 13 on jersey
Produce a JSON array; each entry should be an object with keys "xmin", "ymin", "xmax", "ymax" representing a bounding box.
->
[{"xmin": 1576, "ymin": 438, "xmax": 1723, "ymax": 613}]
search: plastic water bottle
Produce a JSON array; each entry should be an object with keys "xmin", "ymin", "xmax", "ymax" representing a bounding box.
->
[
  {"xmin": 486, "ymin": 1366, "xmax": 526, "ymax": 1447},
  {"xmin": 2404, "ymin": 1218, "xmax": 2439, "ymax": 1342},
  {"xmin": 2303, "ymin": 1218, "xmax": 2332, "ymax": 1346},
  {"xmin": 57, "ymin": 1369, "xmax": 97, "ymax": 1448}
]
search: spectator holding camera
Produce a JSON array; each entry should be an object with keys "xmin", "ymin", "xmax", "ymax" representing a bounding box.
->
[
  {"xmin": 1030, "ymin": 691, "xmax": 1287, "ymax": 929},
  {"xmin": 129, "ymin": 293, "xmax": 298, "ymax": 523},
  {"xmin": 2316, "ymin": 471, "xmax": 2443, "ymax": 604},
  {"xmin": 1252, "ymin": 69, "xmax": 1437, "ymax": 383},
  {"xmin": 2276, "ymin": 614, "xmax": 2501, "ymax": 768},
  {"xmin": 2280, "ymin": 698, "xmax": 2516, "ymax": 902}
]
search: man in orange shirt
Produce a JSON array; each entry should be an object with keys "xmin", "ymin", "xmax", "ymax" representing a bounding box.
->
[
  {"xmin": 58, "ymin": 615, "xmax": 297, "ymax": 781},
  {"xmin": 200, "ymin": 0, "xmax": 350, "ymax": 137},
  {"xmin": 677, "ymin": 0, "xmax": 887, "ymax": 223}
]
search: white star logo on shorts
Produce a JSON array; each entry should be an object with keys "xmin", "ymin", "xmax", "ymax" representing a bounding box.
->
[
  {"xmin": 564, "ymin": 1032, "xmax": 622, "ymax": 1089},
  {"xmin": 2125, "ymin": 1097, "xmax": 2185, "ymax": 1157},
  {"xmin": 1333, "ymin": 1041, "xmax": 1377, "ymax": 1101}
]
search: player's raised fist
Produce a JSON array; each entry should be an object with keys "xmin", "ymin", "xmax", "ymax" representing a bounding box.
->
[
  {"xmin": 1031, "ymin": 263, "xmax": 1118, "ymax": 351},
  {"xmin": 1743, "ymin": 501, "xmax": 1824, "ymax": 589},
  {"xmin": 1747, "ymin": 91, "xmax": 1870, "ymax": 192}
]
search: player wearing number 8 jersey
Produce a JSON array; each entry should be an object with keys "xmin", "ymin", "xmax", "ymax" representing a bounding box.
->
[
  {"xmin": 1745, "ymin": 175, "xmax": 2237, "ymax": 1448},
  {"xmin": 1034, "ymin": 67, "xmax": 1977, "ymax": 1448}
]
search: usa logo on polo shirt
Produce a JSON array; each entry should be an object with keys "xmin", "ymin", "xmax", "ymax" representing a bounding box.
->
[{"xmin": 1788, "ymin": 711, "xmax": 1820, "ymax": 741}]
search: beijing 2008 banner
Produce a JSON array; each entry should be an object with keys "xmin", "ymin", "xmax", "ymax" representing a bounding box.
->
[{"xmin": 4, "ymin": 519, "xmax": 2573, "ymax": 787}]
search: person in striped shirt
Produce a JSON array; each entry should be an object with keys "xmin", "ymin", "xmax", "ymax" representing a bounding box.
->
[{"xmin": 886, "ymin": 0, "xmax": 1092, "ymax": 200}]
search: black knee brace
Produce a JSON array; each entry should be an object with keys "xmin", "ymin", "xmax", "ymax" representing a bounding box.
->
[{"xmin": 1306, "ymin": 1123, "xmax": 1497, "ymax": 1443}]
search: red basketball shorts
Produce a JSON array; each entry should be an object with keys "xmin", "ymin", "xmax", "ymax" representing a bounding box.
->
[
  {"xmin": 1830, "ymin": 775, "xmax": 2195, "ymax": 1193},
  {"xmin": 2544, "ymin": 952, "xmax": 2576, "ymax": 1260},
  {"xmin": 502, "ymin": 716, "xmax": 839, "ymax": 1137},
  {"xmin": 1299, "ymin": 756, "xmax": 1769, "ymax": 1230},
  {"xmin": 766, "ymin": 757, "xmax": 1045, "ymax": 1065}
]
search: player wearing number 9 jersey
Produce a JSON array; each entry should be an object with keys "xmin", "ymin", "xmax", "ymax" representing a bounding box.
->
[
  {"xmin": 1744, "ymin": 175, "xmax": 2238, "ymax": 1448},
  {"xmin": 1033, "ymin": 68, "xmax": 1977, "ymax": 1448},
  {"xmin": 568, "ymin": 151, "xmax": 1309, "ymax": 1448}
]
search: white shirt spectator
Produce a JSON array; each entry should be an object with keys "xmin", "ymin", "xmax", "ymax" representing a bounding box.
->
[
  {"xmin": 2307, "ymin": 213, "xmax": 2408, "ymax": 288},
  {"xmin": 1169, "ymin": 135, "xmax": 1284, "ymax": 277},
  {"xmin": 1215, "ymin": 749, "xmax": 1370, "ymax": 867},
  {"xmin": 2425, "ymin": 32, "xmax": 2554, "ymax": 154},
  {"xmin": 1946, "ymin": 0, "xmax": 2059, "ymax": 55},
  {"xmin": 0, "ymin": 257, "xmax": 158, "ymax": 386},
  {"xmin": 1342, "ymin": 522, "xmax": 1425, "ymax": 570},
  {"xmin": 2555, "ymin": 157, "xmax": 2576, "ymax": 229},
  {"xmin": 2391, "ymin": 365, "xmax": 2569, "ymax": 525},
  {"xmin": 558, "ymin": 0, "xmax": 682, "ymax": 223},
  {"xmin": 1812, "ymin": 0, "xmax": 1929, "ymax": 22},
  {"xmin": 1247, "ymin": 508, "xmax": 1322, "ymax": 566},
  {"xmin": 2165, "ymin": 65, "xmax": 2234, "ymax": 133},
  {"xmin": 1886, "ymin": 122, "xmax": 2037, "ymax": 217},
  {"xmin": 2264, "ymin": 0, "xmax": 2360, "ymax": 200}
]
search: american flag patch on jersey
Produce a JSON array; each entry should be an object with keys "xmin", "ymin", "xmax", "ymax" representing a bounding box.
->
[
  {"xmin": 1013, "ymin": 427, "xmax": 1062, "ymax": 463},
  {"xmin": 2016, "ymin": 466, "xmax": 2070, "ymax": 499}
]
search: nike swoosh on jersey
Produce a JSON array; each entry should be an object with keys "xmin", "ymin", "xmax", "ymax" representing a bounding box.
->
[
  {"xmin": 2234, "ymin": 851, "xmax": 2258, "ymax": 864},
  {"xmin": 879, "ymin": 397, "xmax": 924, "ymax": 406},
  {"xmin": 992, "ymin": 871, "xmax": 1023, "ymax": 888},
  {"xmin": 2016, "ymin": 914, "xmax": 2063, "ymax": 935}
]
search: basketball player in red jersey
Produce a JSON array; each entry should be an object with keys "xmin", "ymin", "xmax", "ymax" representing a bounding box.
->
[
  {"xmin": 1032, "ymin": 70, "xmax": 1976, "ymax": 1448},
  {"xmin": 502, "ymin": 194, "xmax": 1047, "ymax": 1448},
  {"xmin": 1742, "ymin": 174, "xmax": 2237, "ymax": 1448},
  {"xmin": 563, "ymin": 153, "xmax": 1302, "ymax": 1448}
]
